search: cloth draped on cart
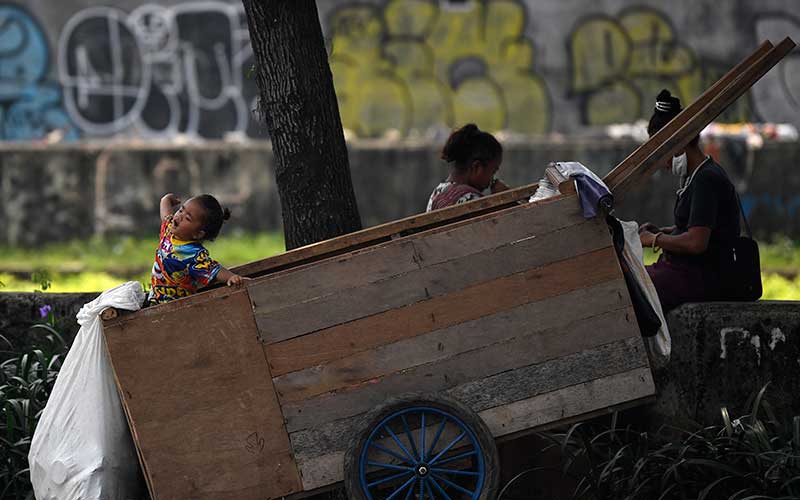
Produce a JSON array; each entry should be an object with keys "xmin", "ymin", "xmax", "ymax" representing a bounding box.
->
[{"xmin": 29, "ymin": 281, "xmax": 145, "ymax": 500}]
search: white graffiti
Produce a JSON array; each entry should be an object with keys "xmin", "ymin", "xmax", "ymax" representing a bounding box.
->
[{"xmin": 57, "ymin": 2, "xmax": 261, "ymax": 138}]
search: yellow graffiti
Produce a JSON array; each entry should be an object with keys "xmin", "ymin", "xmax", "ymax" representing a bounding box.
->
[
  {"xmin": 569, "ymin": 7, "xmax": 751, "ymax": 125},
  {"xmin": 329, "ymin": 0, "xmax": 551, "ymax": 137}
]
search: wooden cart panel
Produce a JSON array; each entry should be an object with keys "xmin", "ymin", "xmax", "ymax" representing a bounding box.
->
[
  {"xmin": 245, "ymin": 197, "xmax": 654, "ymax": 492},
  {"xmin": 103, "ymin": 290, "xmax": 302, "ymax": 500}
]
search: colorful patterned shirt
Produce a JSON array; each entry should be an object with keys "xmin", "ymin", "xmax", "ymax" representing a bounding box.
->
[
  {"xmin": 426, "ymin": 182, "xmax": 484, "ymax": 211},
  {"xmin": 148, "ymin": 217, "xmax": 221, "ymax": 304}
]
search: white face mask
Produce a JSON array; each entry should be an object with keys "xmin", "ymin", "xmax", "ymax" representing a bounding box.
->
[{"xmin": 671, "ymin": 152, "xmax": 688, "ymax": 178}]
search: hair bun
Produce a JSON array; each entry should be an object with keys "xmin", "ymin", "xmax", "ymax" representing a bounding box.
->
[
  {"xmin": 222, "ymin": 207, "xmax": 231, "ymax": 221},
  {"xmin": 655, "ymin": 89, "xmax": 681, "ymax": 113}
]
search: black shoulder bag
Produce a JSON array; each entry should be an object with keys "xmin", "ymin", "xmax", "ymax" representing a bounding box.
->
[{"xmin": 717, "ymin": 193, "xmax": 762, "ymax": 301}]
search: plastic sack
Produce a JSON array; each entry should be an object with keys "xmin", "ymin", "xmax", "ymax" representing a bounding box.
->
[
  {"xmin": 618, "ymin": 220, "xmax": 671, "ymax": 368},
  {"xmin": 29, "ymin": 281, "xmax": 146, "ymax": 500}
]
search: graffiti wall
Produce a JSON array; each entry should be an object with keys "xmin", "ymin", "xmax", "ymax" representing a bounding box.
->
[{"xmin": 2, "ymin": 0, "xmax": 798, "ymax": 141}]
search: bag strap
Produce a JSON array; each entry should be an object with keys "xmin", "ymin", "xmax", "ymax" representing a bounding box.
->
[{"xmin": 733, "ymin": 190, "xmax": 753, "ymax": 239}]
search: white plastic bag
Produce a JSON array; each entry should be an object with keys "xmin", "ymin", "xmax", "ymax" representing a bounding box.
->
[
  {"xmin": 618, "ymin": 220, "xmax": 672, "ymax": 367},
  {"xmin": 29, "ymin": 281, "xmax": 146, "ymax": 500}
]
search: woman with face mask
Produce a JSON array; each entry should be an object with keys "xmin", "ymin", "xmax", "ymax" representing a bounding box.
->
[
  {"xmin": 638, "ymin": 90, "xmax": 742, "ymax": 312},
  {"xmin": 426, "ymin": 123, "xmax": 509, "ymax": 211}
]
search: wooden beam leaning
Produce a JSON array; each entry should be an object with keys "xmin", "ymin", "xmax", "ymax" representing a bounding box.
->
[
  {"xmin": 602, "ymin": 40, "xmax": 774, "ymax": 188},
  {"xmin": 231, "ymin": 182, "xmax": 540, "ymax": 279},
  {"xmin": 611, "ymin": 37, "xmax": 796, "ymax": 196}
]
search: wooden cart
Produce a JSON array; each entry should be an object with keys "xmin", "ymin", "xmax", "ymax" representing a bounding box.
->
[{"xmin": 101, "ymin": 38, "xmax": 795, "ymax": 500}]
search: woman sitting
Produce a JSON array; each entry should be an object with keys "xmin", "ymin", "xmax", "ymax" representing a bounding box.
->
[
  {"xmin": 426, "ymin": 123, "xmax": 509, "ymax": 211},
  {"xmin": 638, "ymin": 90, "xmax": 742, "ymax": 312}
]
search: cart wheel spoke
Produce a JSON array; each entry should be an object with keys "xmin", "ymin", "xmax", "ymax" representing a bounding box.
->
[
  {"xmin": 418, "ymin": 477, "xmax": 424, "ymax": 499},
  {"xmin": 430, "ymin": 474, "xmax": 476, "ymax": 497},
  {"xmin": 427, "ymin": 416, "xmax": 447, "ymax": 458},
  {"xmin": 429, "ymin": 476, "xmax": 453, "ymax": 500},
  {"xmin": 403, "ymin": 481, "xmax": 415, "ymax": 500},
  {"xmin": 384, "ymin": 424, "xmax": 417, "ymax": 464},
  {"xmin": 370, "ymin": 442, "xmax": 414, "ymax": 465},
  {"xmin": 401, "ymin": 414, "xmax": 421, "ymax": 460},
  {"xmin": 429, "ymin": 431, "xmax": 466, "ymax": 465},
  {"xmin": 431, "ymin": 450, "xmax": 477, "ymax": 467},
  {"xmin": 385, "ymin": 475, "xmax": 417, "ymax": 500},
  {"xmin": 430, "ymin": 468, "xmax": 480, "ymax": 477},
  {"xmin": 367, "ymin": 470, "xmax": 414, "ymax": 488},
  {"xmin": 367, "ymin": 461, "xmax": 415, "ymax": 473},
  {"xmin": 424, "ymin": 476, "xmax": 437, "ymax": 499},
  {"xmin": 420, "ymin": 412, "xmax": 426, "ymax": 462}
]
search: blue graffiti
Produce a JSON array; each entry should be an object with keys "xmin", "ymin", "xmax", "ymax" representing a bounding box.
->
[
  {"xmin": 741, "ymin": 193, "xmax": 800, "ymax": 219},
  {"xmin": 0, "ymin": 4, "xmax": 78, "ymax": 140}
]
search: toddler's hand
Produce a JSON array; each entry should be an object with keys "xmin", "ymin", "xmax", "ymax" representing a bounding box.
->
[
  {"xmin": 162, "ymin": 193, "xmax": 181, "ymax": 205},
  {"xmin": 226, "ymin": 274, "xmax": 250, "ymax": 288}
]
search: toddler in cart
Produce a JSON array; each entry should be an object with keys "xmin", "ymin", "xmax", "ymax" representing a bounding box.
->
[{"xmin": 147, "ymin": 193, "xmax": 249, "ymax": 305}]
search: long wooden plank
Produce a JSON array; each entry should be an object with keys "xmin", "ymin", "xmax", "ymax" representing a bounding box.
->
[
  {"xmin": 273, "ymin": 278, "xmax": 629, "ymax": 402},
  {"xmin": 102, "ymin": 290, "xmax": 302, "ymax": 500},
  {"xmin": 611, "ymin": 37, "xmax": 796, "ymax": 196},
  {"xmin": 257, "ymin": 217, "xmax": 607, "ymax": 344},
  {"xmin": 248, "ymin": 194, "xmax": 584, "ymax": 321},
  {"xmin": 282, "ymin": 307, "xmax": 638, "ymax": 432},
  {"xmin": 266, "ymin": 245, "xmax": 620, "ymax": 376},
  {"xmin": 232, "ymin": 182, "xmax": 540, "ymax": 278},
  {"xmin": 480, "ymin": 366, "xmax": 654, "ymax": 436},
  {"xmin": 294, "ymin": 366, "xmax": 654, "ymax": 490},
  {"xmin": 603, "ymin": 41, "xmax": 773, "ymax": 186}
]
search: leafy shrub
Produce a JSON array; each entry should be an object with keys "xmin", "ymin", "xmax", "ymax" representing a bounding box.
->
[
  {"xmin": 503, "ymin": 385, "xmax": 800, "ymax": 500},
  {"xmin": 0, "ymin": 324, "xmax": 67, "ymax": 500}
]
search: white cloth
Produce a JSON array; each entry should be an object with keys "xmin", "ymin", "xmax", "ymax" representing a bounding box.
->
[
  {"xmin": 618, "ymin": 220, "xmax": 671, "ymax": 367},
  {"xmin": 29, "ymin": 281, "xmax": 146, "ymax": 500},
  {"xmin": 530, "ymin": 161, "xmax": 610, "ymax": 202}
]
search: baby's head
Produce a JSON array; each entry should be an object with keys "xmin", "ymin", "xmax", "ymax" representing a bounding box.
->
[{"xmin": 171, "ymin": 194, "xmax": 231, "ymax": 242}]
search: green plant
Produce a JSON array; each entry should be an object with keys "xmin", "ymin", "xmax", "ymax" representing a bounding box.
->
[
  {"xmin": 0, "ymin": 322, "xmax": 67, "ymax": 499},
  {"xmin": 518, "ymin": 385, "xmax": 800, "ymax": 500}
]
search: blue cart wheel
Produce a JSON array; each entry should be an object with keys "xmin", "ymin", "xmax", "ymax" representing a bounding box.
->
[{"xmin": 344, "ymin": 394, "xmax": 499, "ymax": 500}]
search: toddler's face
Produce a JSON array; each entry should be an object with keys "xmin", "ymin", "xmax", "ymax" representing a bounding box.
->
[{"xmin": 171, "ymin": 198, "xmax": 206, "ymax": 241}]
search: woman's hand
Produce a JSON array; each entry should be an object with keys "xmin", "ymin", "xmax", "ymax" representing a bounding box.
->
[
  {"xmin": 638, "ymin": 222, "xmax": 659, "ymax": 234},
  {"xmin": 639, "ymin": 230, "xmax": 657, "ymax": 248}
]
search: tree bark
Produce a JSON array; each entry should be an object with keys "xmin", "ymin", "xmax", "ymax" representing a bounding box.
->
[{"xmin": 241, "ymin": 0, "xmax": 362, "ymax": 250}]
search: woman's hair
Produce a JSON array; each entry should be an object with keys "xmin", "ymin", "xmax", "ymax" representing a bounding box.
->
[
  {"xmin": 441, "ymin": 123, "xmax": 502, "ymax": 171},
  {"xmin": 648, "ymin": 89, "xmax": 699, "ymax": 145},
  {"xmin": 194, "ymin": 194, "xmax": 231, "ymax": 241}
]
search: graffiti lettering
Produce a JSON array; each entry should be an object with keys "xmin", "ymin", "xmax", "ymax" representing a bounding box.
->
[
  {"xmin": 57, "ymin": 2, "xmax": 264, "ymax": 139},
  {"xmin": 568, "ymin": 6, "xmax": 752, "ymax": 126},
  {"xmin": 0, "ymin": 4, "xmax": 78, "ymax": 140},
  {"xmin": 328, "ymin": 0, "xmax": 552, "ymax": 137},
  {"xmin": 752, "ymin": 13, "xmax": 800, "ymax": 128}
]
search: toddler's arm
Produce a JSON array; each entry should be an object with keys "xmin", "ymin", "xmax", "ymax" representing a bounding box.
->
[
  {"xmin": 214, "ymin": 267, "xmax": 251, "ymax": 288},
  {"xmin": 160, "ymin": 193, "xmax": 181, "ymax": 220}
]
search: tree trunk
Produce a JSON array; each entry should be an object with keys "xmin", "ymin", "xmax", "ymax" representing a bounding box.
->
[{"xmin": 241, "ymin": 0, "xmax": 362, "ymax": 250}]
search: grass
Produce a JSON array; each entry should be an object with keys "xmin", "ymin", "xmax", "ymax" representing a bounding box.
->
[{"xmin": 0, "ymin": 233, "xmax": 798, "ymax": 299}]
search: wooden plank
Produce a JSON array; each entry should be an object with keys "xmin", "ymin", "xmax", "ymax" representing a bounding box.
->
[
  {"xmin": 273, "ymin": 278, "xmax": 629, "ymax": 402},
  {"xmin": 611, "ymin": 38, "xmax": 796, "ymax": 196},
  {"xmin": 480, "ymin": 366, "xmax": 654, "ymax": 437},
  {"xmin": 603, "ymin": 41, "xmax": 773, "ymax": 186},
  {"xmin": 266, "ymin": 245, "xmax": 621, "ymax": 376},
  {"xmin": 545, "ymin": 165, "xmax": 575, "ymax": 195},
  {"xmin": 102, "ymin": 290, "xmax": 302, "ymax": 500},
  {"xmin": 257, "ymin": 217, "xmax": 607, "ymax": 344},
  {"xmin": 232, "ymin": 182, "xmax": 541, "ymax": 279},
  {"xmin": 248, "ymin": 195, "xmax": 583, "ymax": 320},
  {"xmin": 288, "ymin": 334, "xmax": 647, "ymax": 462},
  {"xmin": 282, "ymin": 307, "xmax": 639, "ymax": 432}
]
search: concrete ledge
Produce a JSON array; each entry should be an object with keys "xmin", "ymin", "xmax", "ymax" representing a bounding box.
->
[{"xmin": 654, "ymin": 301, "xmax": 800, "ymax": 425}]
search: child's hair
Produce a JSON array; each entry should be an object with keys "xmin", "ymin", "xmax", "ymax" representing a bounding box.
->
[
  {"xmin": 441, "ymin": 123, "xmax": 502, "ymax": 171},
  {"xmin": 194, "ymin": 194, "xmax": 231, "ymax": 241}
]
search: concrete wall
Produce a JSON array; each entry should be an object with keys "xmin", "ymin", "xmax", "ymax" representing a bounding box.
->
[
  {"xmin": 1, "ymin": 138, "xmax": 798, "ymax": 246},
  {"xmin": 2, "ymin": 0, "xmax": 799, "ymax": 141}
]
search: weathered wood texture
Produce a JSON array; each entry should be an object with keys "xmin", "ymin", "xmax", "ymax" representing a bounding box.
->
[
  {"xmin": 249, "ymin": 195, "xmax": 655, "ymax": 492},
  {"xmin": 103, "ymin": 291, "xmax": 302, "ymax": 500}
]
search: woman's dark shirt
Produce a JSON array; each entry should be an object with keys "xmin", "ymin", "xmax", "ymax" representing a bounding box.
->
[{"xmin": 668, "ymin": 157, "xmax": 740, "ymax": 267}]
